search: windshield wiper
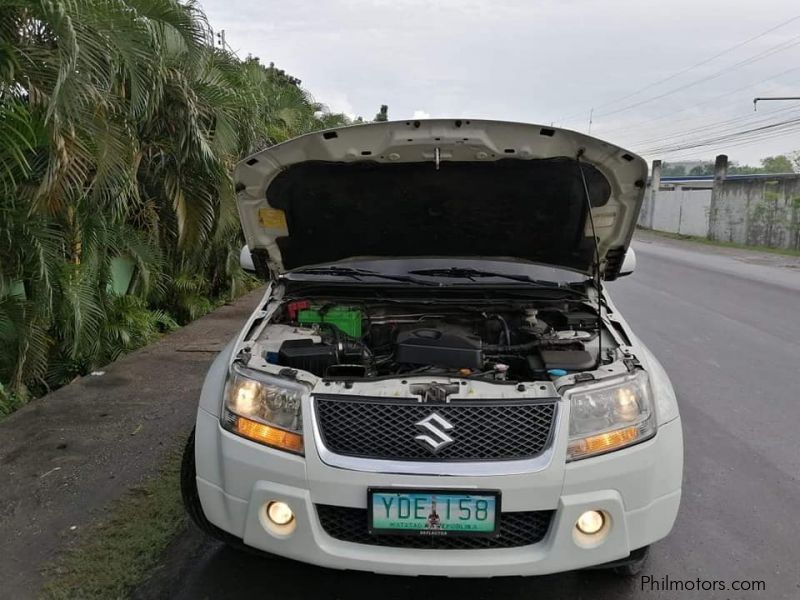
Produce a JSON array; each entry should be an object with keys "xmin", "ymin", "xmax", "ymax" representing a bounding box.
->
[
  {"xmin": 407, "ymin": 267, "xmax": 588, "ymax": 295},
  {"xmin": 288, "ymin": 266, "xmax": 437, "ymax": 286}
]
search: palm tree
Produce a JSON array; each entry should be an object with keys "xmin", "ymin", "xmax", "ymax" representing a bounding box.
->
[{"xmin": 0, "ymin": 0, "xmax": 350, "ymax": 412}]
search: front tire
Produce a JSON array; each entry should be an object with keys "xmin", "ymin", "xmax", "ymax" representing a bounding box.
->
[
  {"xmin": 180, "ymin": 428, "xmax": 247, "ymax": 548},
  {"xmin": 584, "ymin": 545, "xmax": 651, "ymax": 576},
  {"xmin": 610, "ymin": 546, "xmax": 650, "ymax": 576}
]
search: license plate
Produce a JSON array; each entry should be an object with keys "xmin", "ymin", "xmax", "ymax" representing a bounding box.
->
[{"xmin": 368, "ymin": 488, "xmax": 500, "ymax": 537}]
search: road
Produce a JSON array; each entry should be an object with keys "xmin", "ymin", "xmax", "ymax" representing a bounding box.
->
[{"xmin": 136, "ymin": 233, "xmax": 800, "ymax": 600}]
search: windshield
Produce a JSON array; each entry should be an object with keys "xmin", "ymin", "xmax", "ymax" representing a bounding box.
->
[{"xmin": 282, "ymin": 258, "xmax": 587, "ymax": 285}]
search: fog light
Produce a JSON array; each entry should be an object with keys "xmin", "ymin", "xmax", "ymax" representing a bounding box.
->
[
  {"xmin": 267, "ymin": 501, "xmax": 294, "ymax": 526},
  {"xmin": 576, "ymin": 510, "xmax": 605, "ymax": 535}
]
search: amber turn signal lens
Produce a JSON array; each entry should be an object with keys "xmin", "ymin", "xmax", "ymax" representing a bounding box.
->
[
  {"xmin": 235, "ymin": 416, "xmax": 304, "ymax": 454},
  {"xmin": 568, "ymin": 425, "xmax": 639, "ymax": 458}
]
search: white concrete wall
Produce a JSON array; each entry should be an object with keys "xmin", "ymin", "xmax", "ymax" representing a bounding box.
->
[
  {"xmin": 643, "ymin": 158, "xmax": 800, "ymax": 250},
  {"xmin": 708, "ymin": 177, "xmax": 800, "ymax": 249},
  {"xmin": 678, "ymin": 190, "xmax": 713, "ymax": 236},
  {"xmin": 649, "ymin": 188, "xmax": 712, "ymax": 236}
]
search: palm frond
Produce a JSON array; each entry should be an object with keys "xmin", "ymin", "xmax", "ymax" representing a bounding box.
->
[{"xmin": 0, "ymin": 0, "xmax": 343, "ymax": 407}]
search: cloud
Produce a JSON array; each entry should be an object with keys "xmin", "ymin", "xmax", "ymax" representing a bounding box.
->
[
  {"xmin": 200, "ymin": 0, "xmax": 800, "ymax": 163},
  {"xmin": 311, "ymin": 89, "xmax": 356, "ymax": 120}
]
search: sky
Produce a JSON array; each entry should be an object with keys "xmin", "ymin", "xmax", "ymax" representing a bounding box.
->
[{"xmin": 199, "ymin": 0, "xmax": 800, "ymax": 166}]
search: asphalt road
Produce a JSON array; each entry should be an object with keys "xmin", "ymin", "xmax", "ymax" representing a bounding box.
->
[{"xmin": 136, "ymin": 234, "xmax": 800, "ymax": 600}]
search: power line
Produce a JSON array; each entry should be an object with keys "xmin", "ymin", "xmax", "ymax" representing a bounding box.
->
[
  {"xmin": 655, "ymin": 124, "xmax": 800, "ymax": 160},
  {"xmin": 595, "ymin": 15, "xmax": 800, "ymax": 112},
  {"xmin": 592, "ymin": 65, "xmax": 800, "ymax": 138},
  {"xmin": 623, "ymin": 102, "xmax": 800, "ymax": 149},
  {"xmin": 754, "ymin": 95, "xmax": 800, "ymax": 109},
  {"xmin": 554, "ymin": 15, "xmax": 800, "ymax": 124},
  {"xmin": 596, "ymin": 32, "xmax": 800, "ymax": 118},
  {"xmin": 661, "ymin": 131, "xmax": 796, "ymax": 160},
  {"xmin": 634, "ymin": 108, "xmax": 800, "ymax": 155},
  {"xmin": 638, "ymin": 115, "xmax": 800, "ymax": 155},
  {"xmin": 632, "ymin": 100, "xmax": 800, "ymax": 150},
  {"xmin": 643, "ymin": 120, "xmax": 800, "ymax": 154},
  {"xmin": 642, "ymin": 124, "xmax": 800, "ymax": 158}
]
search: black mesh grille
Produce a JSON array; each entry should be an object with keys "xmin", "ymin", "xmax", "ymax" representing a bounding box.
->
[
  {"xmin": 316, "ymin": 505, "xmax": 553, "ymax": 549},
  {"xmin": 314, "ymin": 395, "xmax": 557, "ymax": 461}
]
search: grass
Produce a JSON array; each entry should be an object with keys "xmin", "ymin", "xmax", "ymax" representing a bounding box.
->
[
  {"xmin": 0, "ymin": 384, "xmax": 29, "ymax": 420},
  {"xmin": 638, "ymin": 228, "xmax": 800, "ymax": 258},
  {"xmin": 41, "ymin": 451, "xmax": 186, "ymax": 600}
]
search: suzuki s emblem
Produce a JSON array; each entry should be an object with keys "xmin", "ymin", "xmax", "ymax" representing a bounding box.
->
[{"xmin": 414, "ymin": 412, "xmax": 455, "ymax": 453}]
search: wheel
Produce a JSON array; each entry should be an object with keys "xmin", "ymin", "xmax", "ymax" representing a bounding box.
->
[
  {"xmin": 610, "ymin": 546, "xmax": 650, "ymax": 576},
  {"xmin": 180, "ymin": 428, "xmax": 249, "ymax": 548},
  {"xmin": 584, "ymin": 545, "xmax": 651, "ymax": 576},
  {"xmin": 181, "ymin": 429, "xmax": 284, "ymax": 559}
]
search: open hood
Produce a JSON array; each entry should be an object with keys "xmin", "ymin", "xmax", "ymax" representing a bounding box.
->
[{"xmin": 234, "ymin": 120, "xmax": 647, "ymax": 280}]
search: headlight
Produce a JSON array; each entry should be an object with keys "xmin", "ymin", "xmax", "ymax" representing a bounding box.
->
[
  {"xmin": 565, "ymin": 370, "xmax": 656, "ymax": 461},
  {"xmin": 221, "ymin": 364, "xmax": 306, "ymax": 454}
]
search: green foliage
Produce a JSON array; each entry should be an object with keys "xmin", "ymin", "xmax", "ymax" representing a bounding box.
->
[
  {"xmin": 0, "ymin": 0, "xmax": 349, "ymax": 408},
  {"xmin": 0, "ymin": 381, "xmax": 30, "ymax": 417},
  {"xmin": 759, "ymin": 155, "xmax": 795, "ymax": 174},
  {"xmin": 374, "ymin": 104, "xmax": 389, "ymax": 122},
  {"xmin": 41, "ymin": 451, "xmax": 185, "ymax": 600},
  {"xmin": 728, "ymin": 155, "xmax": 797, "ymax": 175},
  {"xmin": 641, "ymin": 228, "xmax": 800, "ymax": 258},
  {"xmin": 664, "ymin": 155, "xmax": 798, "ymax": 177},
  {"xmin": 689, "ymin": 163, "xmax": 714, "ymax": 176},
  {"xmin": 661, "ymin": 163, "xmax": 687, "ymax": 177},
  {"xmin": 724, "ymin": 156, "xmax": 796, "ymax": 174}
]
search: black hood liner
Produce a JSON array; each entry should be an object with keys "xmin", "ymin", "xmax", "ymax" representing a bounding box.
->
[{"xmin": 267, "ymin": 158, "xmax": 610, "ymax": 272}]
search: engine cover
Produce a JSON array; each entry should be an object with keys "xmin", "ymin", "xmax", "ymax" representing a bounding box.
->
[{"xmin": 395, "ymin": 325, "xmax": 482, "ymax": 369}]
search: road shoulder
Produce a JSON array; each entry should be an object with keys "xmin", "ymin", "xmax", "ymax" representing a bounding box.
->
[
  {"xmin": 635, "ymin": 228, "xmax": 800, "ymax": 268},
  {"xmin": 633, "ymin": 229, "xmax": 800, "ymax": 291},
  {"xmin": 0, "ymin": 287, "xmax": 265, "ymax": 600}
]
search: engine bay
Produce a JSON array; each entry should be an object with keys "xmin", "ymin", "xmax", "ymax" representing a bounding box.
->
[{"xmin": 255, "ymin": 297, "xmax": 614, "ymax": 382}]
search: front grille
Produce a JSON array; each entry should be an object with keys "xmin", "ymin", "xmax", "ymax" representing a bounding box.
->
[
  {"xmin": 314, "ymin": 395, "xmax": 557, "ymax": 461},
  {"xmin": 316, "ymin": 504, "xmax": 553, "ymax": 549}
]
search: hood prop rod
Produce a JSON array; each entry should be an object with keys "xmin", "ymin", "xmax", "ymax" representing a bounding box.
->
[{"xmin": 576, "ymin": 149, "xmax": 603, "ymax": 370}]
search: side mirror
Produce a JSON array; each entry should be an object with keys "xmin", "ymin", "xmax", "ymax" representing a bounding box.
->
[
  {"xmin": 618, "ymin": 247, "xmax": 636, "ymax": 277},
  {"xmin": 240, "ymin": 245, "xmax": 256, "ymax": 273}
]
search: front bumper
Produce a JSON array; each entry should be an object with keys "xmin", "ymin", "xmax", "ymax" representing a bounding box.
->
[{"xmin": 194, "ymin": 405, "xmax": 682, "ymax": 577}]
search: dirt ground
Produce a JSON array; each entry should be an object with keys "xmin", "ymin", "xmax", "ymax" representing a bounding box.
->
[{"xmin": 0, "ymin": 288, "xmax": 265, "ymax": 600}]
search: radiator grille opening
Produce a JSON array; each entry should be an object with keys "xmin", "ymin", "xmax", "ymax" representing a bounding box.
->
[
  {"xmin": 316, "ymin": 504, "xmax": 553, "ymax": 549},
  {"xmin": 315, "ymin": 396, "xmax": 557, "ymax": 461}
]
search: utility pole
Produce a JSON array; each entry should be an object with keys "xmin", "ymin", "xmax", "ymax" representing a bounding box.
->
[
  {"xmin": 213, "ymin": 29, "xmax": 240, "ymax": 58},
  {"xmin": 588, "ymin": 108, "xmax": 594, "ymax": 134},
  {"xmin": 753, "ymin": 96, "xmax": 800, "ymax": 111}
]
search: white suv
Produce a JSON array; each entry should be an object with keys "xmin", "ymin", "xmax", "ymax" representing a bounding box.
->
[{"xmin": 181, "ymin": 119, "xmax": 682, "ymax": 577}]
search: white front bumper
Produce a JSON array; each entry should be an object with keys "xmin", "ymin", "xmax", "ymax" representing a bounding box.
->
[{"xmin": 194, "ymin": 403, "xmax": 682, "ymax": 577}]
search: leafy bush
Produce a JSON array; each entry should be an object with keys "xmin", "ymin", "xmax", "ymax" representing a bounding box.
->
[{"xmin": 0, "ymin": 0, "xmax": 350, "ymax": 412}]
